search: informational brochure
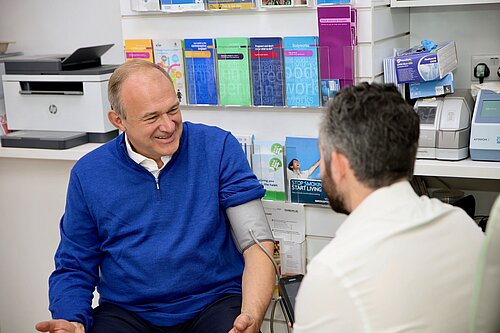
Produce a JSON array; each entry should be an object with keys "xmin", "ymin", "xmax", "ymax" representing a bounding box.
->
[
  {"xmin": 263, "ymin": 201, "xmax": 306, "ymax": 275},
  {"xmin": 280, "ymin": 239, "xmax": 305, "ymax": 275}
]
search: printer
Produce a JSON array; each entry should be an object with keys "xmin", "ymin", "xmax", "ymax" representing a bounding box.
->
[
  {"xmin": 1, "ymin": 44, "xmax": 118, "ymax": 149},
  {"xmin": 415, "ymin": 90, "xmax": 474, "ymax": 161},
  {"xmin": 470, "ymin": 89, "xmax": 500, "ymax": 161}
]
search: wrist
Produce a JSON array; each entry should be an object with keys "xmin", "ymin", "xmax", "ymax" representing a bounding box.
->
[
  {"xmin": 70, "ymin": 322, "xmax": 85, "ymax": 332},
  {"xmin": 241, "ymin": 312, "xmax": 260, "ymax": 331}
]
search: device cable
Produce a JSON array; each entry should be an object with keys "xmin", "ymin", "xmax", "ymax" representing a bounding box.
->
[
  {"xmin": 270, "ymin": 297, "xmax": 279, "ymax": 333},
  {"xmin": 249, "ymin": 229, "xmax": 292, "ymax": 333},
  {"xmin": 249, "ymin": 228, "xmax": 279, "ymax": 275}
]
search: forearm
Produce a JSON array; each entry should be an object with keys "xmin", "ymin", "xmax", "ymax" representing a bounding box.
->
[
  {"xmin": 308, "ymin": 160, "xmax": 320, "ymax": 174},
  {"xmin": 50, "ymin": 174, "xmax": 101, "ymax": 329},
  {"xmin": 49, "ymin": 250, "xmax": 99, "ymax": 328},
  {"xmin": 241, "ymin": 241, "xmax": 276, "ymax": 329}
]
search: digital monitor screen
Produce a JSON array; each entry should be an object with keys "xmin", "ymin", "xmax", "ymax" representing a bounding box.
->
[
  {"xmin": 283, "ymin": 280, "xmax": 300, "ymax": 311},
  {"xmin": 480, "ymin": 100, "xmax": 500, "ymax": 117},
  {"xmin": 279, "ymin": 275, "xmax": 303, "ymax": 324},
  {"xmin": 417, "ymin": 106, "xmax": 437, "ymax": 125}
]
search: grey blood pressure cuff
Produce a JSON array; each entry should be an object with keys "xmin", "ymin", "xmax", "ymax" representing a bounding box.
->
[{"xmin": 226, "ymin": 199, "xmax": 274, "ymax": 253}]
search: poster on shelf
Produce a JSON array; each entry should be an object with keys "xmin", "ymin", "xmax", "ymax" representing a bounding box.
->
[
  {"xmin": 160, "ymin": 0, "xmax": 205, "ymax": 11},
  {"xmin": 124, "ymin": 39, "xmax": 154, "ymax": 63},
  {"xmin": 250, "ymin": 37, "xmax": 285, "ymax": 107},
  {"xmin": 216, "ymin": 38, "xmax": 252, "ymax": 106},
  {"xmin": 131, "ymin": 0, "xmax": 161, "ymax": 11},
  {"xmin": 252, "ymin": 140, "xmax": 286, "ymax": 201},
  {"xmin": 153, "ymin": 39, "xmax": 187, "ymax": 105},
  {"xmin": 207, "ymin": 0, "xmax": 255, "ymax": 9},
  {"xmin": 184, "ymin": 38, "xmax": 218, "ymax": 105},
  {"xmin": 317, "ymin": 5, "xmax": 356, "ymax": 97},
  {"xmin": 285, "ymin": 137, "xmax": 329, "ymax": 205},
  {"xmin": 284, "ymin": 36, "xmax": 320, "ymax": 108}
]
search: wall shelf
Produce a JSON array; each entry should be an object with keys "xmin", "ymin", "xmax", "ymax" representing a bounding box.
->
[
  {"xmin": 2, "ymin": 141, "xmax": 499, "ymax": 181},
  {"xmin": 414, "ymin": 158, "xmax": 500, "ymax": 180},
  {"xmin": 122, "ymin": 5, "xmax": 317, "ymax": 17},
  {"xmin": 182, "ymin": 104, "xmax": 325, "ymax": 113},
  {"xmin": 390, "ymin": 0, "xmax": 500, "ymax": 7}
]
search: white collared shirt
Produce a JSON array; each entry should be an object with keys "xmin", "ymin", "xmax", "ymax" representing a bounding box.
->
[
  {"xmin": 125, "ymin": 133, "xmax": 171, "ymax": 179},
  {"xmin": 294, "ymin": 181, "xmax": 484, "ymax": 333},
  {"xmin": 287, "ymin": 168, "xmax": 312, "ymax": 180}
]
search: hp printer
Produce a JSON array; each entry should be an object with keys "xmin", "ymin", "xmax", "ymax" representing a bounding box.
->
[{"xmin": 1, "ymin": 44, "xmax": 118, "ymax": 149}]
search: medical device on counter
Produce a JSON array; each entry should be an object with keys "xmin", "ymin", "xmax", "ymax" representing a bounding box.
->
[
  {"xmin": 470, "ymin": 89, "xmax": 500, "ymax": 161},
  {"xmin": 415, "ymin": 90, "xmax": 474, "ymax": 161}
]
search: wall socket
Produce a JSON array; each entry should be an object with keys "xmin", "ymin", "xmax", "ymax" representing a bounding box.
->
[{"xmin": 471, "ymin": 55, "xmax": 500, "ymax": 82}]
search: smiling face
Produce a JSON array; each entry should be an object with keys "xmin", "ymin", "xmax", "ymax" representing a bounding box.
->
[
  {"xmin": 109, "ymin": 67, "xmax": 183, "ymax": 167},
  {"xmin": 290, "ymin": 159, "xmax": 301, "ymax": 171}
]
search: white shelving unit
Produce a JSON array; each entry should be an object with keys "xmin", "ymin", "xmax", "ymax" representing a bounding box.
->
[
  {"xmin": 390, "ymin": 0, "xmax": 500, "ymax": 7},
  {"xmin": 0, "ymin": 142, "xmax": 102, "ymax": 161},
  {"xmin": 118, "ymin": 0, "xmax": 411, "ymax": 136},
  {"xmin": 415, "ymin": 158, "xmax": 500, "ymax": 180},
  {"xmin": 2, "ymin": 142, "xmax": 498, "ymax": 179}
]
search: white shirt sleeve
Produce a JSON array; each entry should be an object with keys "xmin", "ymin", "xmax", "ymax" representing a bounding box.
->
[
  {"xmin": 294, "ymin": 261, "xmax": 364, "ymax": 333},
  {"xmin": 300, "ymin": 170, "xmax": 311, "ymax": 179}
]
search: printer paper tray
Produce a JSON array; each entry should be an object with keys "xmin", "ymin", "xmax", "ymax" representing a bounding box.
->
[{"xmin": 0, "ymin": 130, "xmax": 89, "ymax": 150}]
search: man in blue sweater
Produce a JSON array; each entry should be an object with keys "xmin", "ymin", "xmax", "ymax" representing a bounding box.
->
[{"xmin": 36, "ymin": 60, "xmax": 275, "ymax": 333}]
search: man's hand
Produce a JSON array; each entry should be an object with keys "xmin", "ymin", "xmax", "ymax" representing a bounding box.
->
[
  {"xmin": 35, "ymin": 320, "xmax": 85, "ymax": 333},
  {"xmin": 229, "ymin": 313, "xmax": 258, "ymax": 333}
]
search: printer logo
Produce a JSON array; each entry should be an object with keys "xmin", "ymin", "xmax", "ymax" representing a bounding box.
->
[{"xmin": 48, "ymin": 104, "xmax": 58, "ymax": 115}]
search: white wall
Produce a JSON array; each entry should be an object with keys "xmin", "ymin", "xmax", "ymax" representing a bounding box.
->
[
  {"xmin": 0, "ymin": 1, "xmax": 122, "ymax": 332},
  {"xmin": 0, "ymin": 0, "xmax": 124, "ymax": 64},
  {"xmin": 409, "ymin": 3, "xmax": 500, "ymax": 89},
  {"xmin": 0, "ymin": 159, "xmax": 76, "ymax": 333}
]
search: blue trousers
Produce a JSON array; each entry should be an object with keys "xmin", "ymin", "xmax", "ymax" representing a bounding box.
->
[{"xmin": 89, "ymin": 294, "xmax": 242, "ymax": 333}]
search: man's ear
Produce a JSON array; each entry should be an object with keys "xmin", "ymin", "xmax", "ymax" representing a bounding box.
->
[
  {"xmin": 329, "ymin": 151, "xmax": 349, "ymax": 184},
  {"xmin": 108, "ymin": 110, "xmax": 126, "ymax": 132}
]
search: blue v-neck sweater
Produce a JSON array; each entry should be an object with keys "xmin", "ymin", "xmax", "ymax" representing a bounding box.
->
[{"xmin": 49, "ymin": 122, "xmax": 265, "ymax": 329}]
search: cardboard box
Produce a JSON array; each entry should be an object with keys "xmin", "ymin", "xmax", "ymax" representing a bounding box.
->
[
  {"xmin": 395, "ymin": 41, "xmax": 457, "ymax": 84},
  {"xmin": 409, "ymin": 72, "xmax": 455, "ymax": 99}
]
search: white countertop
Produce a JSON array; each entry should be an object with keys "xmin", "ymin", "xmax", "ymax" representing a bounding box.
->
[
  {"xmin": 1, "ymin": 142, "xmax": 499, "ymax": 179},
  {"xmin": 0, "ymin": 142, "xmax": 102, "ymax": 161}
]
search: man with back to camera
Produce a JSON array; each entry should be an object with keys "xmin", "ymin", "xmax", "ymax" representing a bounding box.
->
[
  {"xmin": 293, "ymin": 83, "xmax": 485, "ymax": 332},
  {"xmin": 35, "ymin": 59, "xmax": 275, "ymax": 333}
]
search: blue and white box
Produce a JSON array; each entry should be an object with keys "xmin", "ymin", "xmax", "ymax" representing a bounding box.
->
[
  {"xmin": 394, "ymin": 41, "xmax": 457, "ymax": 84},
  {"xmin": 409, "ymin": 73, "xmax": 455, "ymax": 100}
]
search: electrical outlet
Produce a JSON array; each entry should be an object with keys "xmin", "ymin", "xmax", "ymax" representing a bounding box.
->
[{"xmin": 471, "ymin": 55, "xmax": 500, "ymax": 82}]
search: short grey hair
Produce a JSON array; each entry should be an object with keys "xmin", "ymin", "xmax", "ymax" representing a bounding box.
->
[
  {"xmin": 319, "ymin": 82, "xmax": 420, "ymax": 189},
  {"xmin": 108, "ymin": 59, "xmax": 173, "ymax": 119}
]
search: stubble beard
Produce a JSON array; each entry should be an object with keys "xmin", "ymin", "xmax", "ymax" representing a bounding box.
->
[{"xmin": 322, "ymin": 166, "xmax": 350, "ymax": 215}]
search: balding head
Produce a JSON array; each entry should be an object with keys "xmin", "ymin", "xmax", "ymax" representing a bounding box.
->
[{"xmin": 108, "ymin": 59, "xmax": 173, "ymax": 119}]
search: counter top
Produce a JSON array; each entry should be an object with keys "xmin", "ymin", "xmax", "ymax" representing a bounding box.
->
[
  {"xmin": 1, "ymin": 142, "xmax": 499, "ymax": 179},
  {"xmin": 0, "ymin": 142, "xmax": 101, "ymax": 161}
]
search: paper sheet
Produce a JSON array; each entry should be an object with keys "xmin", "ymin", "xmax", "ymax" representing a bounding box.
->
[{"xmin": 263, "ymin": 201, "xmax": 306, "ymax": 275}]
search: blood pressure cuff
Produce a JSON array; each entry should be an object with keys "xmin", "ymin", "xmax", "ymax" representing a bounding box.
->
[{"xmin": 226, "ymin": 199, "xmax": 274, "ymax": 253}]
